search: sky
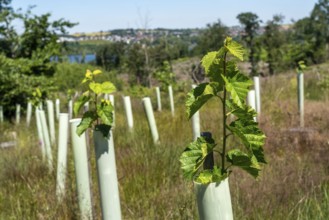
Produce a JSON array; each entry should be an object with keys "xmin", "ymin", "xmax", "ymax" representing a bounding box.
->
[{"xmin": 12, "ymin": 0, "xmax": 319, "ymax": 34}]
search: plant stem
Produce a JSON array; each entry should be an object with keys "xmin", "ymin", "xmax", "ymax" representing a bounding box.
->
[{"xmin": 221, "ymin": 51, "xmax": 228, "ymax": 175}]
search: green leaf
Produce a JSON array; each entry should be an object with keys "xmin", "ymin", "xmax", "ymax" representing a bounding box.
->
[
  {"xmin": 97, "ymin": 101, "xmax": 113, "ymax": 125},
  {"xmin": 226, "ymin": 99, "xmax": 256, "ymax": 120},
  {"xmin": 195, "ymin": 166, "xmax": 228, "ymax": 184},
  {"xmin": 186, "ymin": 82, "xmax": 220, "ymax": 118},
  {"xmin": 195, "ymin": 170, "xmax": 213, "ymax": 184},
  {"xmin": 201, "ymin": 51, "xmax": 217, "ymax": 74},
  {"xmin": 179, "ymin": 137, "xmax": 216, "ymax": 180},
  {"xmin": 95, "ymin": 124, "xmax": 111, "ymax": 138},
  {"xmin": 101, "ymin": 81, "xmax": 116, "ymax": 94},
  {"xmin": 227, "ymin": 118, "xmax": 266, "ymax": 163},
  {"xmin": 225, "ymin": 37, "xmax": 244, "ymax": 61},
  {"xmin": 222, "ymin": 72, "xmax": 253, "ymax": 108},
  {"xmin": 73, "ymin": 94, "xmax": 90, "ymax": 116},
  {"xmin": 226, "ymin": 149, "xmax": 261, "ymax": 178},
  {"xmin": 89, "ymin": 82, "xmax": 102, "ymax": 94},
  {"xmin": 201, "ymin": 51, "xmax": 225, "ymax": 84},
  {"xmin": 92, "ymin": 69, "xmax": 102, "ymax": 75},
  {"xmin": 76, "ymin": 111, "xmax": 97, "ymax": 136}
]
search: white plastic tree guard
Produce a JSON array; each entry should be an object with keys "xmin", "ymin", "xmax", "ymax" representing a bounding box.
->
[
  {"xmin": 68, "ymin": 99, "xmax": 73, "ymax": 120},
  {"xmin": 70, "ymin": 118, "xmax": 93, "ymax": 220},
  {"xmin": 38, "ymin": 110, "xmax": 53, "ymax": 171},
  {"xmin": 155, "ymin": 87, "xmax": 162, "ymax": 111},
  {"xmin": 47, "ymin": 100, "xmax": 56, "ymax": 146},
  {"xmin": 191, "ymin": 85, "xmax": 201, "ymax": 141},
  {"xmin": 83, "ymin": 101, "xmax": 89, "ymax": 113},
  {"xmin": 93, "ymin": 130, "xmax": 122, "ymax": 220},
  {"xmin": 35, "ymin": 109, "xmax": 46, "ymax": 161},
  {"xmin": 0, "ymin": 106, "xmax": 3, "ymax": 123},
  {"xmin": 26, "ymin": 101, "xmax": 32, "ymax": 127},
  {"xmin": 247, "ymin": 90, "xmax": 257, "ymax": 122},
  {"xmin": 123, "ymin": 96, "xmax": 133, "ymax": 130},
  {"xmin": 253, "ymin": 76, "xmax": 261, "ymax": 114},
  {"xmin": 55, "ymin": 99, "xmax": 60, "ymax": 121},
  {"xmin": 142, "ymin": 97, "xmax": 159, "ymax": 144},
  {"xmin": 168, "ymin": 85, "xmax": 175, "ymax": 116},
  {"xmin": 297, "ymin": 73, "xmax": 304, "ymax": 127},
  {"xmin": 56, "ymin": 113, "xmax": 69, "ymax": 202},
  {"xmin": 16, "ymin": 104, "xmax": 20, "ymax": 124},
  {"xmin": 195, "ymin": 178, "xmax": 233, "ymax": 220}
]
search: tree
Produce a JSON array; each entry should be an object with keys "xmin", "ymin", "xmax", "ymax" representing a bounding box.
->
[
  {"xmin": 0, "ymin": 0, "xmax": 11, "ymax": 12},
  {"xmin": 96, "ymin": 41, "xmax": 127, "ymax": 71},
  {"xmin": 262, "ymin": 15, "xmax": 286, "ymax": 75},
  {"xmin": 196, "ymin": 19, "xmax": 228, "ymax": 55},
  {"xmin": 124, "ymin": 43, "xmax": 149, "ymax": 86},
  {"xmin": 0, "ymin": 3, "xmax": 76, "ymax": 117},
  {"xmin": 237, "ymin": 12, "xmax": 261, "ymax": 76},
  {"xmin": 309, "ymin": 0, "xmax": 329, "ymax": 62}
]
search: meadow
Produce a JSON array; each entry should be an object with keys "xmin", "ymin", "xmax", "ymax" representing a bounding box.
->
[{"xmin": 1, "ymin": 63, "xmax": 329, "ymax": 219}]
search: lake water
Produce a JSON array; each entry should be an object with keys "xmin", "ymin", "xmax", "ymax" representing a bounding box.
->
[{"xmin": 51, "ymin": 54, "xmax": 96, "ymax": 63}]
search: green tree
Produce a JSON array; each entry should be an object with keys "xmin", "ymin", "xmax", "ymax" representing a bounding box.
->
[
  {"xmin": 0, "ymin": 4, "xmax": 76, "ymax": 117},
  {"xmin": 237, "ymin": 12, "xmax": 261, "ymax": 76},
  {"xmin": 0, "ymin": 0, "xmax": 11, "ymax": 12},
  {"xmin": 196, "ymin": 19, "xmax": 228, "ymax": 55},
  {"xmin": 262, "ymin": 15, "xmax": 286, "ymax": 75},
  {"xmin": 124, "ymin": 43, "xmax": 148, "ymax": 86},
  {"xmin": 96, "ymin": 41, "xmax": 127, "ymax": 71}
]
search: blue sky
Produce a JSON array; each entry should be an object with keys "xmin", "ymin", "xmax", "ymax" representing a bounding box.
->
[{"xmin": 12, "ymin": 0, "xmax": 318, "ymax": 34}]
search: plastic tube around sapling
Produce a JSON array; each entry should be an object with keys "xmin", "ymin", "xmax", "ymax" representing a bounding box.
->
[
  {"xmin": 93, "ymin": 130, "xmax": 122, "ymax": 220},
  {"xmin": 191, "ymin": 84, "xmax": 201, "ymax": 140},
  {"xmin": 56, "ymin": 113, "xmax": 69, "ymax": 202},
  {"xmin": 55, "ymin": 99, "xmax": 60, "ymax": 121},
  {"xmin": 155, "ymin": 87, "xmax": 162, "ymax": 111},
  {"xmin": 70, "ymin": 118, "xmax": 93, "ymax": 220},
  {"xmin": 47, "ymin": 100, "xmax": 56, "ymax": 146},
  {"xmin": 247, "ymin": 90, "xmax": 257, "ymax": 122},
  {"xmin": 26, "ymin": 102, "xmax": 32, "ymax": 127},
  {"xmin": 39, "ymin": 110, "xmax": 53, "ymax": 170},
  {"xmin": 142, "ymin": 97, "xmax": 159, "ymax": 144},
  {"xmin": 35, "ymin": 109, "xmax": 46, "ymax": 161},
  {"xmin": 253, "ymin": 76, "xmax": 261, "ymax": 114},
  {"xmin": 123, "ymin": 96, "xmax": 133, "ymax": 130},
  {"xmin": 0, "ymin": 106, "xmax": 3, "ymax": 123},
  {"xmin": 16, "ymin": 104, "xmax": 20, "ymax": 124},
  {"xmin": 168, "ymin": 85, "xmax": 175, "ymax": 116},
  {"xmin": 195, "ymin": 178, "xmax": 233, "ymax": 220},
  {"xmin": 297, "ymin": 73, "xmax": 304, "ymax": 127},
  {"xmin": 68, "ymin": 99, "xmax": 73, "ymax": 120}
]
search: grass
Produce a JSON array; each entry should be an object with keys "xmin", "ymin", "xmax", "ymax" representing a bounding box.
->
[{"xmin": 1, "ymin": 63, "xmax": 329, "ymax": 219}]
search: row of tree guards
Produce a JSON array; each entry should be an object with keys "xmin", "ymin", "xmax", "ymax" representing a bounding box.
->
[{"xmin": 0, "ymin": 73, "xmax": 305, "ymax": 219}]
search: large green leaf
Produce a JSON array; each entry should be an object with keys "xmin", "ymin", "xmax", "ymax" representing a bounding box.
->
[
  {"xmin": 225, "ymin": 37, "xmax": 245, "ymax": 61},
  {"xmin": 179, "ymin": 137, "xmax": 216, "ymax": 180},
  {"xmin": 101, "ymin": 81, "xmax": 116, "ymax": 94},
  {"xmin": 186, "ymin": 82, "xmax": 220, "ymax": 119},
  {"xmin": 76, "ymin": 111, "xmax": 97, "ymax": 136},
  {"xmin": 89, "ymin": 82, "xmax": 102, "ymax": 94},
  {"xmin": 227, "ymin": 119, "xmax": 266, "ymax": 163},
  {"xmin": 73, "ymin": 94, "xmax": 90, "ymax": 116},
  {"xmin": 97, "ymin": 101, "xmax": 113, "ymax": 125},
  {"xmin": 222, "ymin": 72, "xmax": 253, "ymax": 108},
  {"xmin": 201, "ymin": 51, "xmax": 226, "ymax": 84},
  {"xmin": 226, "ymin": 149, "xmax": 261, "ymax": 177},
  {"xmin": 226, "ymin": 99, "xmax": 256, "ymax": 120}
]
